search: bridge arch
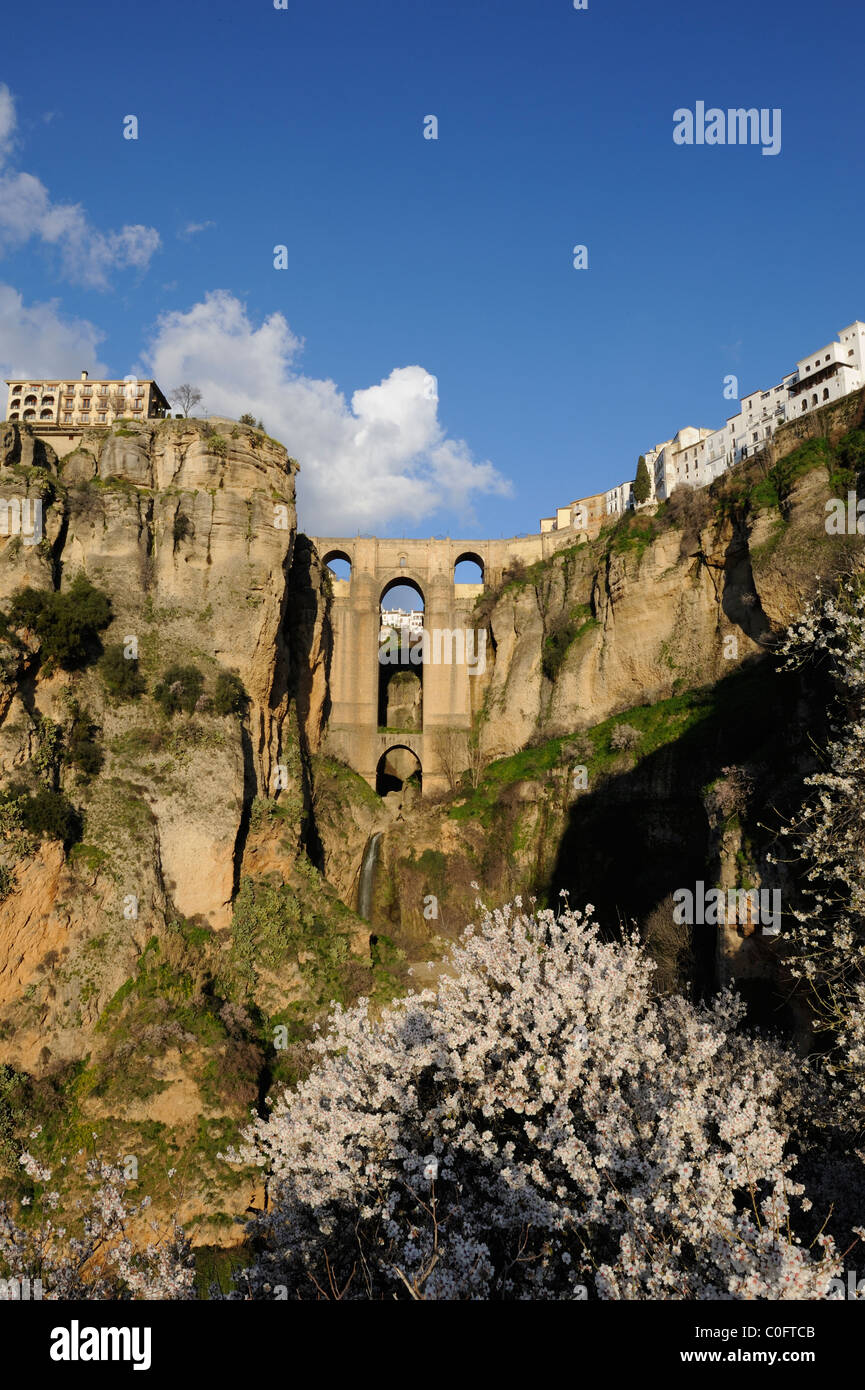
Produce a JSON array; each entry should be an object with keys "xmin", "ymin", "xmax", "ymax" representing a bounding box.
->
[
  {"xmin": 380, "ymin": 575, "xmax": 425, "ymax": 609},
  {"xmin": 453, "ymin": 551, "xmax": 485, "ymax": 584},
  {"xmin": 376, "ymin": 744, "xmax": 422, "ymax": 796},
  {"xmin": 323, "ymin": 548, "xmax": 353, "ymax": 582}
]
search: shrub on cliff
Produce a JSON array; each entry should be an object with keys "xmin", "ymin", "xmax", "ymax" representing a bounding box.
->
[
  {"xmin": 0, "ymin": 785, "xmax": 80, "ymax": 844},
  {"xmin": 153, "ymin": 664, "xmax": 204, "ymax": 716},
  {"xmin": 211, "ymin": 670, "xmax": 248, "ymax": 716},
  {"xmin": 610, "ymin": 722, "xmax": 642, "ymax": 752},
  {"xmin": 65, "ymin": 705, "xmax": 103, "ymax": 780},
  {"xmin": 542, "ymin": 606, "xmax": 597, "ymax": 681},
  {"xmin": 665, "ymin": 485, "xmax": 714, "ymax": 557},
  {"xmin": 98, "ymin": 643, "xmax": 146, "ymax": 701},
  {"xmin": 226, "ymin": 899, "xmax": 838, "ymax": 1300},
  {"xmin": 6, "ymin": 574, "xmax": 111, "ymax": 671}
]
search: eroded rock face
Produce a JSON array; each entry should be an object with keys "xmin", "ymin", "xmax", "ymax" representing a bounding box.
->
[
  {"xmin": 0, "ymin": 419, "xmax": 299, "ymax": 1065},
  {"xmin": 473, "ymin": 466, "xmax": 850, "ymax": 762}
]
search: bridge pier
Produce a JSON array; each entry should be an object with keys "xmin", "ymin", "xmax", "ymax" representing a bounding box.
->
[{"xmin": 310, "ymin": 530, "xmax": 583, "ymax": 796}]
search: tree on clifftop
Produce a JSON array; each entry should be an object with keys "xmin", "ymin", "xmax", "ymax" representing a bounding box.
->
[
  {"xmin": 633, "ymin": 455, "xmax": 651, "ymax": 504},
  {"xmin": 169, "ymin": 384, "xmax": 203, "ymax": 418}
]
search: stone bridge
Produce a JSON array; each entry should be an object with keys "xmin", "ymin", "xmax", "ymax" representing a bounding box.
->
[{"xmin": 309, "ymin": 530, "xmax": 579, "ymax": 794}]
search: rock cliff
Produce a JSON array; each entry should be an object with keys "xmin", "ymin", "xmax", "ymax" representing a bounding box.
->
[{"xmin": 0, "ymin": 389, "xmax": 863, "ymax": 1252}]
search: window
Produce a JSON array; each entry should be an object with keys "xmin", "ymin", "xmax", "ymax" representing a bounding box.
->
[
  {"xmin": 752, "ymin": 432, "xmax": 758, "ymax": 442},
  {"xmin": 850, "ymin": 350, "xmax": 855, "ymax": 357},
  {"xmin": 802, "ymin": 401, "xmax": 808, "ymax": 412},
  {"xmin": 63, "ymin": 412, "xmax": 72, "ymax": 423},
  {"xmin": 99, "ymin": 385, "xmax": 109, "ymax": 396},
  {"xmin": 80, "ymin": 412, "xmax": 90, "ymax": 422},
  {"xmin": 98, "ymin": 411, "xmax": 107, "ymax": 422},
  {"xmin": 822, "ymin": 388, "xmax": 829, "ymax": 400},
  {"xmin": 812, "ymin": 394, "xmax": 818, "ymax": 406}
]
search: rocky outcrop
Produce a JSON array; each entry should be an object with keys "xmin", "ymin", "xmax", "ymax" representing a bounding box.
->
[
  {"xmin": 0, "ymin": 419, "xmax": 298, "ymax": 1057},
  {"xmin": 474, "ymin": 422, "xmax": 863, "ymax": 763}
]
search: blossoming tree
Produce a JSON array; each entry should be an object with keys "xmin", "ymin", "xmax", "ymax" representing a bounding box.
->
[{"xmin": 228, "ymin": 899, "xmax": 838, "ymax": 1300}]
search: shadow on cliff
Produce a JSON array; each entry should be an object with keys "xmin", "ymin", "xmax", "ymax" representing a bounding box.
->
[
  {"xmin": 284, "ymin": 534, "xmax": 332, "ymax": 871},
  {"xmin": 545, "ymin": 654, "xmax": 825, "ymax": 1003}
]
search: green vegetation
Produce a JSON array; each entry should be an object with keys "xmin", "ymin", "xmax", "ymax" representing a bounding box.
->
[
  {"xmin": 0, "ymin": 784, "xmax": 80, "ymax": 844},
  {"xmin": 6, "ymin": 574, "xmax": 112, "ymax": 671},
  {"xmin": 633, "ymin": 454, "xmax": 651, "ymax": 504},
  {"xmin": 0, "ymin": 865, "xmax": 13, "ymax": 901},
  {"xmin": 33, "ymin": 716, "xmax": 63, "ymax": 786},
  {"xmin": 450, "ymin": 683, "xmax": 735, "ymax": 826},
  {"xmin": 714, "ymin": 425, "xmax": 865, "ymax": 522},
  {"xmin": 609, "ymin": 509, "xmax": 659, "ymax": 559},
  {"xmin": 229, "ymin": 861, "xmax": 401, "ymax": 1076},
  {"xmin": 153, "ymin": 664, "xmax": 204, "ymax": 716},
  {"xmin": 65, "ymin": 704, "xmax": 103, "ymax": 780},
  {"xmin": 310, "ymin": 753, "xmax": 383, "ymax": 816},
  {"xmin": 98, "ymin": 643, "xmax": 146, "ymax": 701},
  {"xmin": 542, "ymin": 604, "xmax": 599, "ymax": 680},
  {"xmin": 211, "ymin": 670, "xmax": 247, "ymax": 716}
]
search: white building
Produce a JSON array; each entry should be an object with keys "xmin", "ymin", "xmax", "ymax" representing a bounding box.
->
[
  {"xmin": 380, "ymin": 608, "xmax": 424, "ymax": 640},
  {"xmin": 643, "ymin": 320, "xmax": 865, "ymax": 499},
  {"xmin": 541, "ymin": 322, "xmax": 865, "ymax": 526},
  {"xmin": 787, "ymin": 321, "xmax": 865, "ymax": 419}
]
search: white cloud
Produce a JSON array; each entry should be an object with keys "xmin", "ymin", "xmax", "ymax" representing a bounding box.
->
[
  {"xmin": 0, "ymin": 85, "xmax": 160, "ymax": 289},
  {"xmin": 0, "ymin": 86, "xmax": 16, "ymax": 164},
  {"xmin": 0, "ymin": 284, "xmax": 107, "ymax": 379},
  {"xmin": 141, "ymin": 291, "xmax": 511, "ymax": 534},
  {"xmin": 178, "ymin": 220, "xmax": 215, "ymax": 240}
]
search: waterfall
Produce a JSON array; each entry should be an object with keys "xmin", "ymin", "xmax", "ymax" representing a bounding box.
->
[{"xmin": 357, "ymin": 832, "xmax": 383, "ymax": 920}]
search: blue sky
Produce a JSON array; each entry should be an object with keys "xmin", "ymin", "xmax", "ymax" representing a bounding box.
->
[{"xmin": 1, "ymin": 0, "xmax": 863, "ymax": 538}]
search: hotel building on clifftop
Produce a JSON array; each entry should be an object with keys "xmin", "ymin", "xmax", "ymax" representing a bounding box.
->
[{"xmin": 4, "ymin": 371, "xmax": 170, "ymax": 430}]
